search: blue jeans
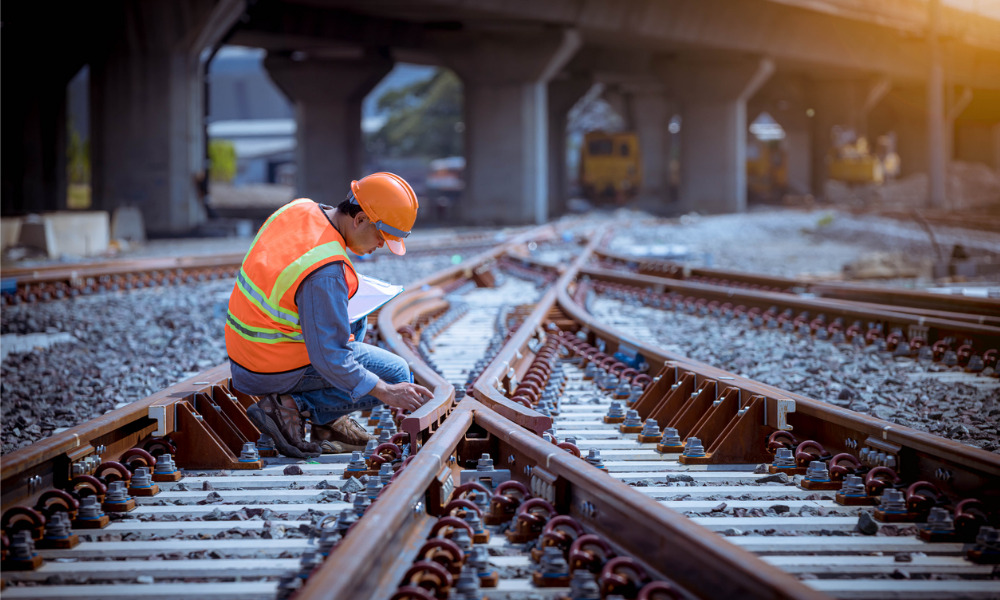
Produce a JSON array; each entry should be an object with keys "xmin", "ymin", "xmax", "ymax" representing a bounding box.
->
[{"xmin": 287, "ymin": 318, "xmax": 410, "ymax": 425}]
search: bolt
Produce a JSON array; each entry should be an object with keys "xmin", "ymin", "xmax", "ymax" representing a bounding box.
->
[
  {"xmin": 477, "ymin": 453, "xmax": 494, "ymax": 471},
  {"xmin": 879, "ymin": 488, "xmax": 907, "ymax": 513},
  {"xmin": 568, "ymin": 569, "xmax": 601, "ymax": 600},
  {"xmin": 105, "ymin": 480, "xmax": 130, "ymax": 503},
  {"xmin": 640, "ymin": 419, "xmax": 660, "ymax": 437},
  {"xmin": 9, "ymin": 530, "xmax": 36, "ymax": 561},
  {"xmin": 772, "ymin": 447, "xmax": 796, "ymax": 467},
  {"xmin": 44, "ymin": 512, "xmax": 72, "ymax": 540},
  {"xmin": 805, "ymin": 460, "xmax": 830, "ymax": 482},
  {"xmin": 621, "ymin": 410, "xmax": 642, "ymax": 428},
  {"xmin": 584, "ymin": 449, "xmax": 605, "ymax": 470},
  {"xmin": 925, "ymin": 507, "xmax": 955, "ymax": 533},
  {"xmin": 839, "ymin": 475, "xmax": 866, "ymax": 496},
  {"xmin": 239, "ymin": 442, "xmax": 260, "ymax": 462},
  {"xmin": 452, "ymin": 563, "xmax": 483, "ymax": 600},
  {"xmin": 538, "ymin": 545, "xmax": 570, "ymax": 577},
  {"xmin": 153, "ymin": 454, "xmax": 177, "ymax": 474},
  {"xmin": 660, "ymin": 427, "xmax": 682, "ymax": 446},
  {"xmin": 77, "ymin": 496, "xmax": 104, "ymax": 520},
  {"xmin": 605, "ymin": 402, "xmax": 626, "ymax": 420},
  {"xmin": 682, "ymin": 437, "xmax": 706, "ymax": 458}
]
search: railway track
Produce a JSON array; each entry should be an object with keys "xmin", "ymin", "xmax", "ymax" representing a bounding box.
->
[
  {"xmin": 0, "ymin": 229, "xmax": 515, "ymax": 306},
  {"xmin": 2, "ymin": 221, "xmax": 998, "ymax": 599}
]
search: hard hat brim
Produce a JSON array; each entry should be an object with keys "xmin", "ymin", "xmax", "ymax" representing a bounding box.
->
[{"xmin": 385, "ymin": 238, "xmax": 406, "ymax": 256}]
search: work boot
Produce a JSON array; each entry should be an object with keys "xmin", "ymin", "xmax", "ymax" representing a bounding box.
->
[
  {"xmin": 311, "ymin": 415, "xmax": 377, "ymax": 454},
  {"xmin": 247, "ymin": 394, "xmax": 321, "ymax": 459}
]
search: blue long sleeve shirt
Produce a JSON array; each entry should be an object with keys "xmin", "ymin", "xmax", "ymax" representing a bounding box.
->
[{"xmin": 229, "ymin": 262, "xmax": 379, "ymax": 399}]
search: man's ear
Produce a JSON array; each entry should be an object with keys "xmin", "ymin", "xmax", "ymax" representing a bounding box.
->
[{"xmin": 353, "ymin": 212, "xmax": 367, "ymax": 229}]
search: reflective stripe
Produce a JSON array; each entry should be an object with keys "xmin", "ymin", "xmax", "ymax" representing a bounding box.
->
[
  {"xmin": 271, "ymin": 241, "xmax": 352, "ymax": 304},
  {"xmin": 226, "ymin": 312, "xmax": 303, "ymax": 343},
  {"xmin": 236, "ymin": 269, "xmax": 299, "ymax": 327}
]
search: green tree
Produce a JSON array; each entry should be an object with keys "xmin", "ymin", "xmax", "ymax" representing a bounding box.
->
[
  {"xmin": 366, "ymin": 69, "xmax": 463, "ymax": 159},
  {"xmin": 209, "ymin": 139, "xmax": 238, "ymax": 183},
  {"xmin": 67, "ymin": 117, "xmax": 90, "ymax": 184}
]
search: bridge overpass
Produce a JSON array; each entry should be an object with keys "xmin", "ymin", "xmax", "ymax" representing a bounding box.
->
[{"xmin": 3, "ymin": 0, "xmax": 999, "ymax": 235}]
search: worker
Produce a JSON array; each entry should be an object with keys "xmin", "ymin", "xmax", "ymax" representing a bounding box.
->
[{"xmin": 225, "ymin": 172, "xmax": 434, "ymax": 458}]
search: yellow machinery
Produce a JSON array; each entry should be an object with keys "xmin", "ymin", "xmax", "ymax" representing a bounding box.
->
[
  {"xmin": 746, "ymin": 138, "xmax": 788, "ymax": 202},
  {"xmin": 580, "ymin": 131, "xmax": 641, "ymax": 204},
  {"xmin": 828, "ymin": 134, "xmax": 900, "ymax": 185}
]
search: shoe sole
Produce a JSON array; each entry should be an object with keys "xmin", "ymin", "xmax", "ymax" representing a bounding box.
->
[
  {"xmin": 247, "ymin": 404, "xmax": 307, "ymax": 459},
  {"xmin": 319, "ymin": 440, "xmax": 367, "ymax": 454}
]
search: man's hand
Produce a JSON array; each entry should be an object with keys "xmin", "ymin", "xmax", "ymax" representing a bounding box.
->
[{"xmin": 371, "ymin": 380, "xmax": 434, "ymax": 412}]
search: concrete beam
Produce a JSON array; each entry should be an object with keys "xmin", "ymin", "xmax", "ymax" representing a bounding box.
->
[
  {"xmin": 358, "ymin": 0, "xmax": 1000, "ymax": 89},
  {"xmin": 264, "ymin": 54, "xmax": 393, "ymax": 204}
]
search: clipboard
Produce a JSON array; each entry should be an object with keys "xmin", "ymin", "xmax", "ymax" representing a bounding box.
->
[{"xmin": 348, "ymin": 274, "xmax": 404, "ymax": 322}]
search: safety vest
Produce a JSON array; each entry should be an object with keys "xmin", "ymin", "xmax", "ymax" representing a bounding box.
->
[{"xmin": 225, "ymin": 199, "xmax": 359, "ymax": 373}]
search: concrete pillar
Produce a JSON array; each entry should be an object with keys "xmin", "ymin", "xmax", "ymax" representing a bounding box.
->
[
  {"xmin": 630, "ymin": 89, "xmax": 674, "ymax": 209},
  {"xmin": 547, "ymin": 76, "xmax": 591, "ymax": 218},
  {"xmin": 265, "ymin": 54, "xmax": 392, "ymax": 204},
  {"xmin": 927, "ymin": 0, "xmax": 947, "ymax": 209},
  {"xmin": 446, "ymin": 31, "xmax": 580, "ymax": 225},
  {"xmin": 3, "ymin": 81, "xmax": 68, "ymax": 215},
  {"xmin": 869, "ymin": 87, "xmax": 928, "ymax": 178},
  {"xmin": 90, "ymin": 0, "xmax": 244, "ymax": 235},
  {"xmin": 669, "ymin": 57, "xmax": 774, "ymax": 214}
]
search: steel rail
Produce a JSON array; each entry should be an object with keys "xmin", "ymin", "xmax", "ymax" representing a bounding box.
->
[
  {"xmin": 558, "ymin": 272, "xmax": 1000, "ymax": 502},
  {"xmin": 580, "ymin": 265, "xmax": 1000, "ymax": 355},
  {"xmin": 470, "ymin": 230, "xmax": 601, "ymax": 430},
  {"xmin": 594, "ymin": 247, "xmax": 1000, "ymax": 319},
  {"xmin": 0, "ymin": 364, "xmax": 234, "ymax": 510},
  {"xmin": 304, "ymin": 397, "xmax": 826, "ymax": 600},
  {"xmin": 380, "ymin": 224, "xmax": 564, "ymax": 450}
]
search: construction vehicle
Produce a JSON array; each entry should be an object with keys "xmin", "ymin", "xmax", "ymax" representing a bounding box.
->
[
  {"xmin": 746, "ymin": 138, "xmax": 788, "ymax": 202},
  {"xmin": 828, "ymin": 130, "xmax": 900, "ymax": 185},
  {"xmin": 579, "ymin": 131, "xmax": 641, "ymax": 204}
]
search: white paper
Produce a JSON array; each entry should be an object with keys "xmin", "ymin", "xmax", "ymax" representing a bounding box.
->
[{"xmin": 348, "ymin": 274, "xmax": 404, "ymax": 322}]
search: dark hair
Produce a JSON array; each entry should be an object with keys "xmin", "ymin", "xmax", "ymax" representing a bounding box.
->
[{"xmin": 337, "ymin": 193, "xmax": 364, "ymax": 218}]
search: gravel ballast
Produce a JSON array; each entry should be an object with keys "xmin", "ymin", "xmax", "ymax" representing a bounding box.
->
[{"xmin": 2, "ymin": 208, "xmax": 997, "ymax": 455}]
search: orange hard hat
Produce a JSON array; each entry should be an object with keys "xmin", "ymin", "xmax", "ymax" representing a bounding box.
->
[{"xmin": 350, "ymin": 172, "xmax": 419, "ymax": 255}]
